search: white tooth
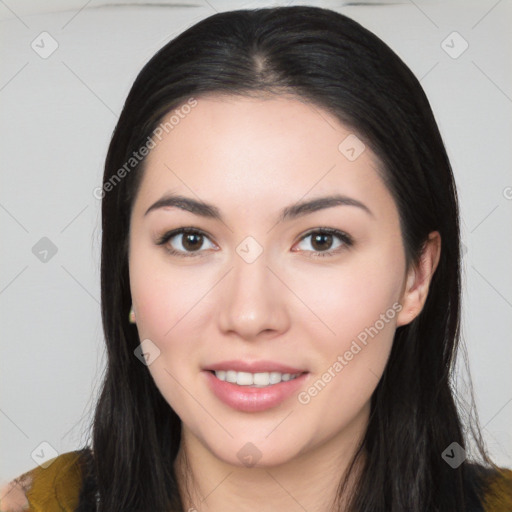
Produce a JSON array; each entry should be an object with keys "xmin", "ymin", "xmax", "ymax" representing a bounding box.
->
[
  {"xmin": 269, "ymin": 372, "xmax": 282, "ymax": 384},
  {"xmin": 253, "ymin": 372, "xmax": 270, "ymax": 386},
  {"xmin": 236, "ymin": 371, "xmax": 254, "ymax": 386},
  {"xmin": 214, "ymin": 370, "xmax": 303, "ymax": 386},
  {"xmin": 226, "ymin": 370, "xmax": 237, "ymax": 383}
]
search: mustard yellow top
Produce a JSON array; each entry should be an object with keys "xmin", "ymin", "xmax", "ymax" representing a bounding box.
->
[
  {"xmin": 1, "ymin": 450, "xmax": 512, "ymax": 511},
  {"xmin": 1, "ymin": 451, "xmax": 83, "ymax": 512}
]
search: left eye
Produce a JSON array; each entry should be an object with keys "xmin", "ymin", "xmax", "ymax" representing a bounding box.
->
[{"xmin": 294, "ymin": 228, "xmax": 353, "ymax": 258}]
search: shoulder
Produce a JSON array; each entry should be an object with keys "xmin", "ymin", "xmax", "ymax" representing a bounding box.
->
[
  {"xmin": 464, "ymin": 462, "xmax": 512, "ymax": 512},
  {"xmin": 480, "ymin": 466, "xmax": 512, "ymax": 512},
  {"xmin": 0, "ymin": 449, "xmax": 91, "ymax": 512}
]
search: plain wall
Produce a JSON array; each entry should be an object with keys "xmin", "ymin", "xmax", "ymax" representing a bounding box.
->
[{"xmin": 1, "ymin": 0, "xmax": 511, "ymax": 482}]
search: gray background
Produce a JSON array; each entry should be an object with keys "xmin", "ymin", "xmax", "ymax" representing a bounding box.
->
[{"xmin": 1, "ymin": 0, "xmax": 511, "ymax": 482}]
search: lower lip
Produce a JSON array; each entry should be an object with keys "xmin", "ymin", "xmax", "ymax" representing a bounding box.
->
[{"xmin": 203, "ymin": 371, "xmax": 309, "ymax": 412}]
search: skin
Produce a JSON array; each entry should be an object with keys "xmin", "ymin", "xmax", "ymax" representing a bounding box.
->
[{"xmin": 128, "ymin": 94, "xmax": 441, "ymax": 512}]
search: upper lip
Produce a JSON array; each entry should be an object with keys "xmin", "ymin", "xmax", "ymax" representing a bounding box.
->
[{"xmin": 203, "ymin": 360, "xmax": 308, "ymax": 374}]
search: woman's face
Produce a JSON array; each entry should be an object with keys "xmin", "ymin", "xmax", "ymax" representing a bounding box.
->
[{"xmin": 128, "ymin": 94, "xmax": 418, "ymax": 467}]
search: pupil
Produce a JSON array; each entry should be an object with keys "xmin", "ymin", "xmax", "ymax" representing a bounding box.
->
[
  {"xmin": 184, "ymin": 233, "xmax": 202, "ymax": 251},
  {"xmin": 312, "ymin": 233, "xmax": 331, "ymax": 251}
]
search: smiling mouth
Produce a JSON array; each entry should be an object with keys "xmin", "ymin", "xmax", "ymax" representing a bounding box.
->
[{"xmin": 203, "ymin": 369, "xmax": 309, "ymax": 412}]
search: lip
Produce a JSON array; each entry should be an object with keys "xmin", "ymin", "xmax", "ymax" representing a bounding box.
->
[
  {"xmin": 204, "ymin": 370, "xmax": 309, "ymax": 413},
  {"xmin": 203, "ymin": 359, "xmax": 307, "ymax": 374}
]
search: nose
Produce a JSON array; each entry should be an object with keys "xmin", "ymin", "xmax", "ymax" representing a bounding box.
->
[{"xmin": 217, "ymin": 248, "xmax": 289, "ymax": 341}]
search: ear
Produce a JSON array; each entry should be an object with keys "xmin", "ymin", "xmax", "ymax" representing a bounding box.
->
[{"xmin": 396, "ymin": 231, "xmax": 441, "ymax": 327}]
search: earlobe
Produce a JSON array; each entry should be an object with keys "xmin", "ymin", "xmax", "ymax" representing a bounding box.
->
[
  {"xmin": 396, "ymin": 231, "xmax": 441, "ymax": 327},
  {"xmin": 129, "ymin": 304, "xmax": 136, "ymax": 324}
]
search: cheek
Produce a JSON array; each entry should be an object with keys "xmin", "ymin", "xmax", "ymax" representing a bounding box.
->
[
  {"xmin": 293, "ymin": 247, "xmax": 403, "ymax": 406},
  {"xmin": 129, "ymin": 237, "xmax": 205, "ymax": 339},
  {"xmin": 294, "ymin": 248, "xmax": 404, "ymax": 343},
  {"xmin": 296, "ymin": 265, "xmax": 399, "ymax": 430},
  {"xmin": 128, "ymin": 249, "xmax": 214, "ymax": 403},
  {"xmin": 129, "ymin": 257, "xmax": 204, "ymax": 409}
]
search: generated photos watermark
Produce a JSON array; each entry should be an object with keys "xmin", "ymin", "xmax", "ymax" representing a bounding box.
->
[
  {"xmin": 297, "ymin": 302, "xmax": 403, "ymax": 405},
  {"xmin": 93, "ymin": 97, "xmax": 198, "ymax": 200}
]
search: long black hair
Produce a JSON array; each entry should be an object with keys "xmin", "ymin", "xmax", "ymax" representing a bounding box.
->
[{"xmin": 76, "ymin": 6, "xmax": 501, "ymax": 511}]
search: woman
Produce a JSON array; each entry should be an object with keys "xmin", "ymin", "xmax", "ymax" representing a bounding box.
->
[{"xmin": 1, "ymin": 5, "xmax": 511, "ymax": 512}]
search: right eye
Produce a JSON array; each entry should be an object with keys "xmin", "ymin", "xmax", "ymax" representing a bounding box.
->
[{"xmin": 156, "ymin": 228, "xmax": 217, "ymax": 258}]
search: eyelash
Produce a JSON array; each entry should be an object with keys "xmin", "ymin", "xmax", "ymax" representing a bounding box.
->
[{"xmin": 156, "ymin": 227, "xmax": 353, "ymax": 259}]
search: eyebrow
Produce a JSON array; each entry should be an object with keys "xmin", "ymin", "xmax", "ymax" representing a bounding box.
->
[{"xmin": 144, "ymin": 193, "xmax": 374, "ymax": 222}]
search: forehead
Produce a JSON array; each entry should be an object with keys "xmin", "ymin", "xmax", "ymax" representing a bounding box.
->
[
  {"xmin": 145, "ymin": 94, "xmax": 365, "ymax": 167},
  {"xmin": 132, "ymin": 94, "xmax": 392, "ymax": 221}
]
